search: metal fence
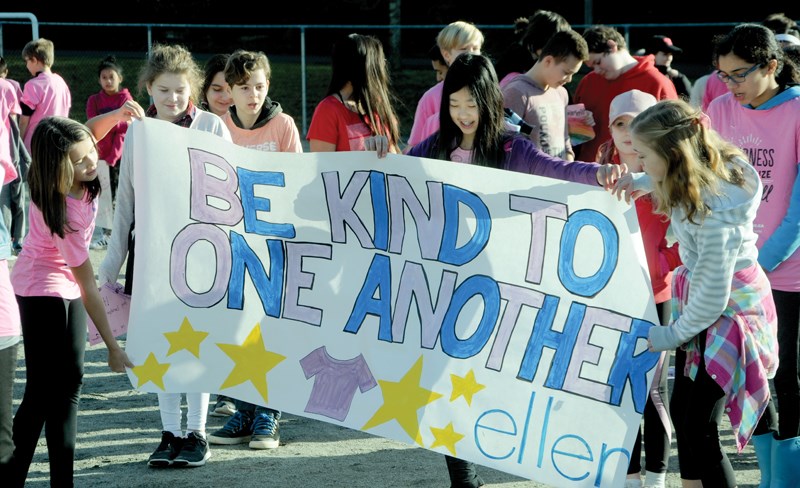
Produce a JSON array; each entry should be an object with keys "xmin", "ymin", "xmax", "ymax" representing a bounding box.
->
[{"xmin": 0, "ymin": 17, "xmax": 747, "ymax": 136}]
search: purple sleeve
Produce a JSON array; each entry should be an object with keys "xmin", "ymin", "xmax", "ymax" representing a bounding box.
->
[
  {"xmin": 505, "ymin": 137, "xmax": 600, "ymax": 186},
  {"xmin": 300, "ymin": 346, "xmax": 325, "ymax": 378},
  {"xmin": 406, "ymin": 134, "xmax": 437, "ymax": 158}
]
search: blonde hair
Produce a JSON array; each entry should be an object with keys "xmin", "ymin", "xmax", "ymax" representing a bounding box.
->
[
  {"xmin": 138, "ymin": 43, "xmax": 202, "ymax": 103},
  {"xmin": 22, "ymin": 38, "xmax": 55, "ymax": 67},
  {"xmin": 437, "ymin": 21, "xmax": 484, "ymax": 52},
  {"xmin": 629, "ymin": 99, "xmax": 747, "ymax": 223}
]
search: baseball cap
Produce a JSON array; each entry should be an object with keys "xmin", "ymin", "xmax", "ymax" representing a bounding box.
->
[
  {"xmin": 645, "ymin": 35, "xmax": 683, "ymax": 55},
  {"xmin": 608, "ymin": 89, "xmax": 658, "ymax": 127},
  {"xmin": 776, "ymin": 33, "xmax": 800, "ymax": 46}
]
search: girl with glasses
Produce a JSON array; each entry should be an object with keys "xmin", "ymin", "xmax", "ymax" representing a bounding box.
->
[{"xmin": 707, "ymin": 22, "xmax": 800, "ymax": 488}]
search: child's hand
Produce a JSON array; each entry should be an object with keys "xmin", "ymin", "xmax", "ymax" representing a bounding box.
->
[
  {"xmin": 108, "ymin": 347, "xmax": 134, "ymax": 373},
  {"xmin": 596, "ymin": 163, "xmax": 627, "ymax": 189},
  {"xmin": 611, "ymin": 172, "xmax": 645, "ymax": 203},
  {"xmin": 364, "ymin": 135, "xmax": 390, "ymax": 159},
  {"xmin": 118, "ymin": 100, "xmax": 145, "ymax": 123}
]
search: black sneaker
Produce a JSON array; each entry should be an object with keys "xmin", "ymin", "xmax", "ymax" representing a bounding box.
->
[
  {"xmin": 208, "ymin": 411, "xmax": 253, "ymax": 445},
  {"xmin": 147, "ymin": 431, "xmax": 184, "ymax": 467},
  {"xmin": 249, "ymin": 411, "xmax": 280, "ymax": 449},
  {"xmin": 173, "ymin": 431, "xmax": 210, "ymax": 467}
]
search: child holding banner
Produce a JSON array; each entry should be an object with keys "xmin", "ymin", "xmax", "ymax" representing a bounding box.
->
[
  {"xmin": 307, "ymin": 33, "xmax": 401, "ymax": 154},
  {"xmin": 198, "ymin": 52, "xmax": 239, "ymax": 420},
  {"xmin": 200, "ymin": 53, "xmax": 233, "ymax": 118},
  {"xmin": 8, "ymin": 116, "xmax": 133, "ymax": 487},
  {"xmin": 207, "ymin": 48, "xmax": 302, "ymax": 450},
  {"xmin": 612, "ymin": 99, "xmax": 779, "ymax": 488},
  {"xmin": 596, "ymin": 89, "xmax": 680, "ymax": 488},
  {"xmin": 404, "ymin": 52, "xmax": 625, "ymax": 488},
  {"xmin": 91, "ymin": 43, "xmax": 232, "ymax": 469},
  {"xmin": 406, "ymin": 21, "xmax": 484, "ymax": 151}
]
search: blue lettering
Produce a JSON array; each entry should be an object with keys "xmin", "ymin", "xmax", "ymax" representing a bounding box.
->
[{"xmin": 558, "ymin": 209, "xmax": 618, "ymax": 297}]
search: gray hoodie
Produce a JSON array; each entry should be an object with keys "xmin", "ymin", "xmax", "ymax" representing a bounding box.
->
[{"xmin": 635, "ymin": 157, "xmax": 762, "ymax": 351}]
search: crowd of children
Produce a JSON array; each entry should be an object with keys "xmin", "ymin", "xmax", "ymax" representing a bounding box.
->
[{"xmin": 0, "ymin": 12, "xmax": 799, "ymax": 487}]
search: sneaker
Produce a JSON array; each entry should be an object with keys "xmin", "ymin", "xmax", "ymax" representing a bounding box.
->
[
  {"xmin": 210, "ymin": 396, "xmax": 236, "ymax": 417},
  {"xmin": 249, "ymin": 411, "xmax": 280, "ymax": 449},
  {"xmin": 147, "ymin": 431, "xmax": 184, "ymax": 467},
  {"xmin": 173, "ymin": 431, "xmax": 210, "ymax": 467},
  {"xmin": 207, "ymin": 411, "xmax": 253, "ymax": 445},
  {"xmin": 90, "ymin": 235, "xmax": 109, "ymax": 250}
]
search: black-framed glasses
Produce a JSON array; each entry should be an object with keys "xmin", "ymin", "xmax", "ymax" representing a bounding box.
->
[{"xmin": 716, "ymin": 64, "xmax": 761, "ymax": 84}]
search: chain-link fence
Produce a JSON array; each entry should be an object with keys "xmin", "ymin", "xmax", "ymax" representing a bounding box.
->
[{"xmin": 0, "ymin": 19, "xmax": 744, "ymax": 138}]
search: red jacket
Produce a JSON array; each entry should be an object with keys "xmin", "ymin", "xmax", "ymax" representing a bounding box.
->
[
  {"xmin": 599, "ymin": 142, "xmax": 682, "ymax": 303},
  {"xmin": 86, "ymin": 88, "xmax": 133, "ymax": 166},
  {"xmin": 574, "ymin": 55, "xmax": 678, "ymax": 161}
]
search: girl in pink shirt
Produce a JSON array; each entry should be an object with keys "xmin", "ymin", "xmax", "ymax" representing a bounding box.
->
[
  {"xmin": 8, "ymin": 116, "xmax": 132, "ymax": 487},
  {"xmin": 0, "ymin": 153, "xmax": 21, "ymax": 479},
  {"xmin": 708, "ymin": 23, "xmax": 800, "ymax": 487}
]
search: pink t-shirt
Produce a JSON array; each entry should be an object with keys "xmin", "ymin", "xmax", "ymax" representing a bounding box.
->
[
  {"xmin": 0, "ymin": 164, "xmax": 20, "ymax": 339},
  {"xmin": 21, "ymin": 71, "xmax": 72, "ymax": 152},
  {"xmin": 499, "ymin": 72, "xmax": 521, "ymax": 89},
  {"xmin": 707, "ymin": 92, "xmax": 800, "ymax": 291},
  {"xmin": 702, "ymin": 74, "xmax": 728, "ymax": 112},
  {"xmin": 10, "ymin": 192, "xmax": 95, "ymax": 299},
  {"xmin": 0, "ymin": 78, "xmax": 21, "ymax": 179},
  {"xmin": 0, "ymin": 264, "xmax": 20, "ymax": 339},
  {"xmin": 223, "ymin": 112, "xmax": 303, "ymax": 153},
  {"xmin": 408, "ymin": 82, "xmax": 443, "ymax": 146},
  {"xmin": 4, "ymin": 78, "xmax": 23, "ymax": 101}
]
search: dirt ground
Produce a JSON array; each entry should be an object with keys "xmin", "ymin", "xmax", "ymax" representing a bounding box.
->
[{"xmin": 7, "ymin": 248, "xmax": 764, "ymax": 488}]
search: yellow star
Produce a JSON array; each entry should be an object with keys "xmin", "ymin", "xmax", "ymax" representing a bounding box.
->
[
  {"xmin": 430, "ymin": 422, "xmax": 465, "ymax": 456},
  {"xmin": 131, "ymin": 352, "xmax": 170, "ymax": 390},
  {"xmin": 164, "ymin": 316, "xmax": 209, "ymax": 358},
  {"xmin": 450, "ymin": 369, "xmax": 486, "ymax": 406},
  {"xmin": 217, "ymin": 323, "xmax": 285, "ymax": 403},
  {"xmin": 362, "ymin": 355, "xmax": 443, "ymax": 446}
]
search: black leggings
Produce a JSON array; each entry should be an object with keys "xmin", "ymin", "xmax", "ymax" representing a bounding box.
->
[
  {"xmin": 444, "ymin": 454, "xmax": 484, "ymax": 487},
  {"xmin": 671, "ymin": 335, "xmax": 737, "ymax": 486},
  {"xmin": 12, "ymin": 295, "xmax": 86, "ymax": 488},
  {"xmin": 772, "ymin": 289, "xmax": 800, "ymax": 439}
]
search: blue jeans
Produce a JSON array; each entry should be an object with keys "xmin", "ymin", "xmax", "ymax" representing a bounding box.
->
[{"xmin": 233, "ymin": 399, "xmax": 280, "ymax": 419}]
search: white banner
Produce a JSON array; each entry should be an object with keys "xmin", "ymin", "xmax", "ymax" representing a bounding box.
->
[{"xmin": 123, "ymin": 118, "xmax": 660, "ymax": 487}]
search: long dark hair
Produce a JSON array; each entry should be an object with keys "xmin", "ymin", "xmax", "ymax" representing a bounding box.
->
[
  {"xmin": 713, "ymin": 23, "xmax": 800, "ymax": 89},
  {"xmin": 436, "ymin": 53, "xmax": 506, "ymax": 167},
  {"xmin": 28, "ymin": 116, "xmax": 101, "ymax": 238},
  {"xmin": 326, "ymin": 33, "xmax": 401, "ymax": 147}
]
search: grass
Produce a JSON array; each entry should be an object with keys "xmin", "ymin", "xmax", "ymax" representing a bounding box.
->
[{"xmin": 4, "ymin": 54, "xmax": 437, "ymax": 142}]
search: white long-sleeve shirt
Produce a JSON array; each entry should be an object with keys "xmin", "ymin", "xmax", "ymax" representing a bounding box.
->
[{"xmin": 98, "ymin": 109, "xmax": 231, "ymax": 285}]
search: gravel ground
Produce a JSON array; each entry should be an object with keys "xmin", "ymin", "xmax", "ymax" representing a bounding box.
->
[{"xmin": 6, "ymin": 248, "xmax": 763, "ymax": 487}]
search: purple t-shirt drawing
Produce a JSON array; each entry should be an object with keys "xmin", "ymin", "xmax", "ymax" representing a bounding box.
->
[{"xmin": 300, "ymin": 346, "xmax": 377, "ymax": 421}]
